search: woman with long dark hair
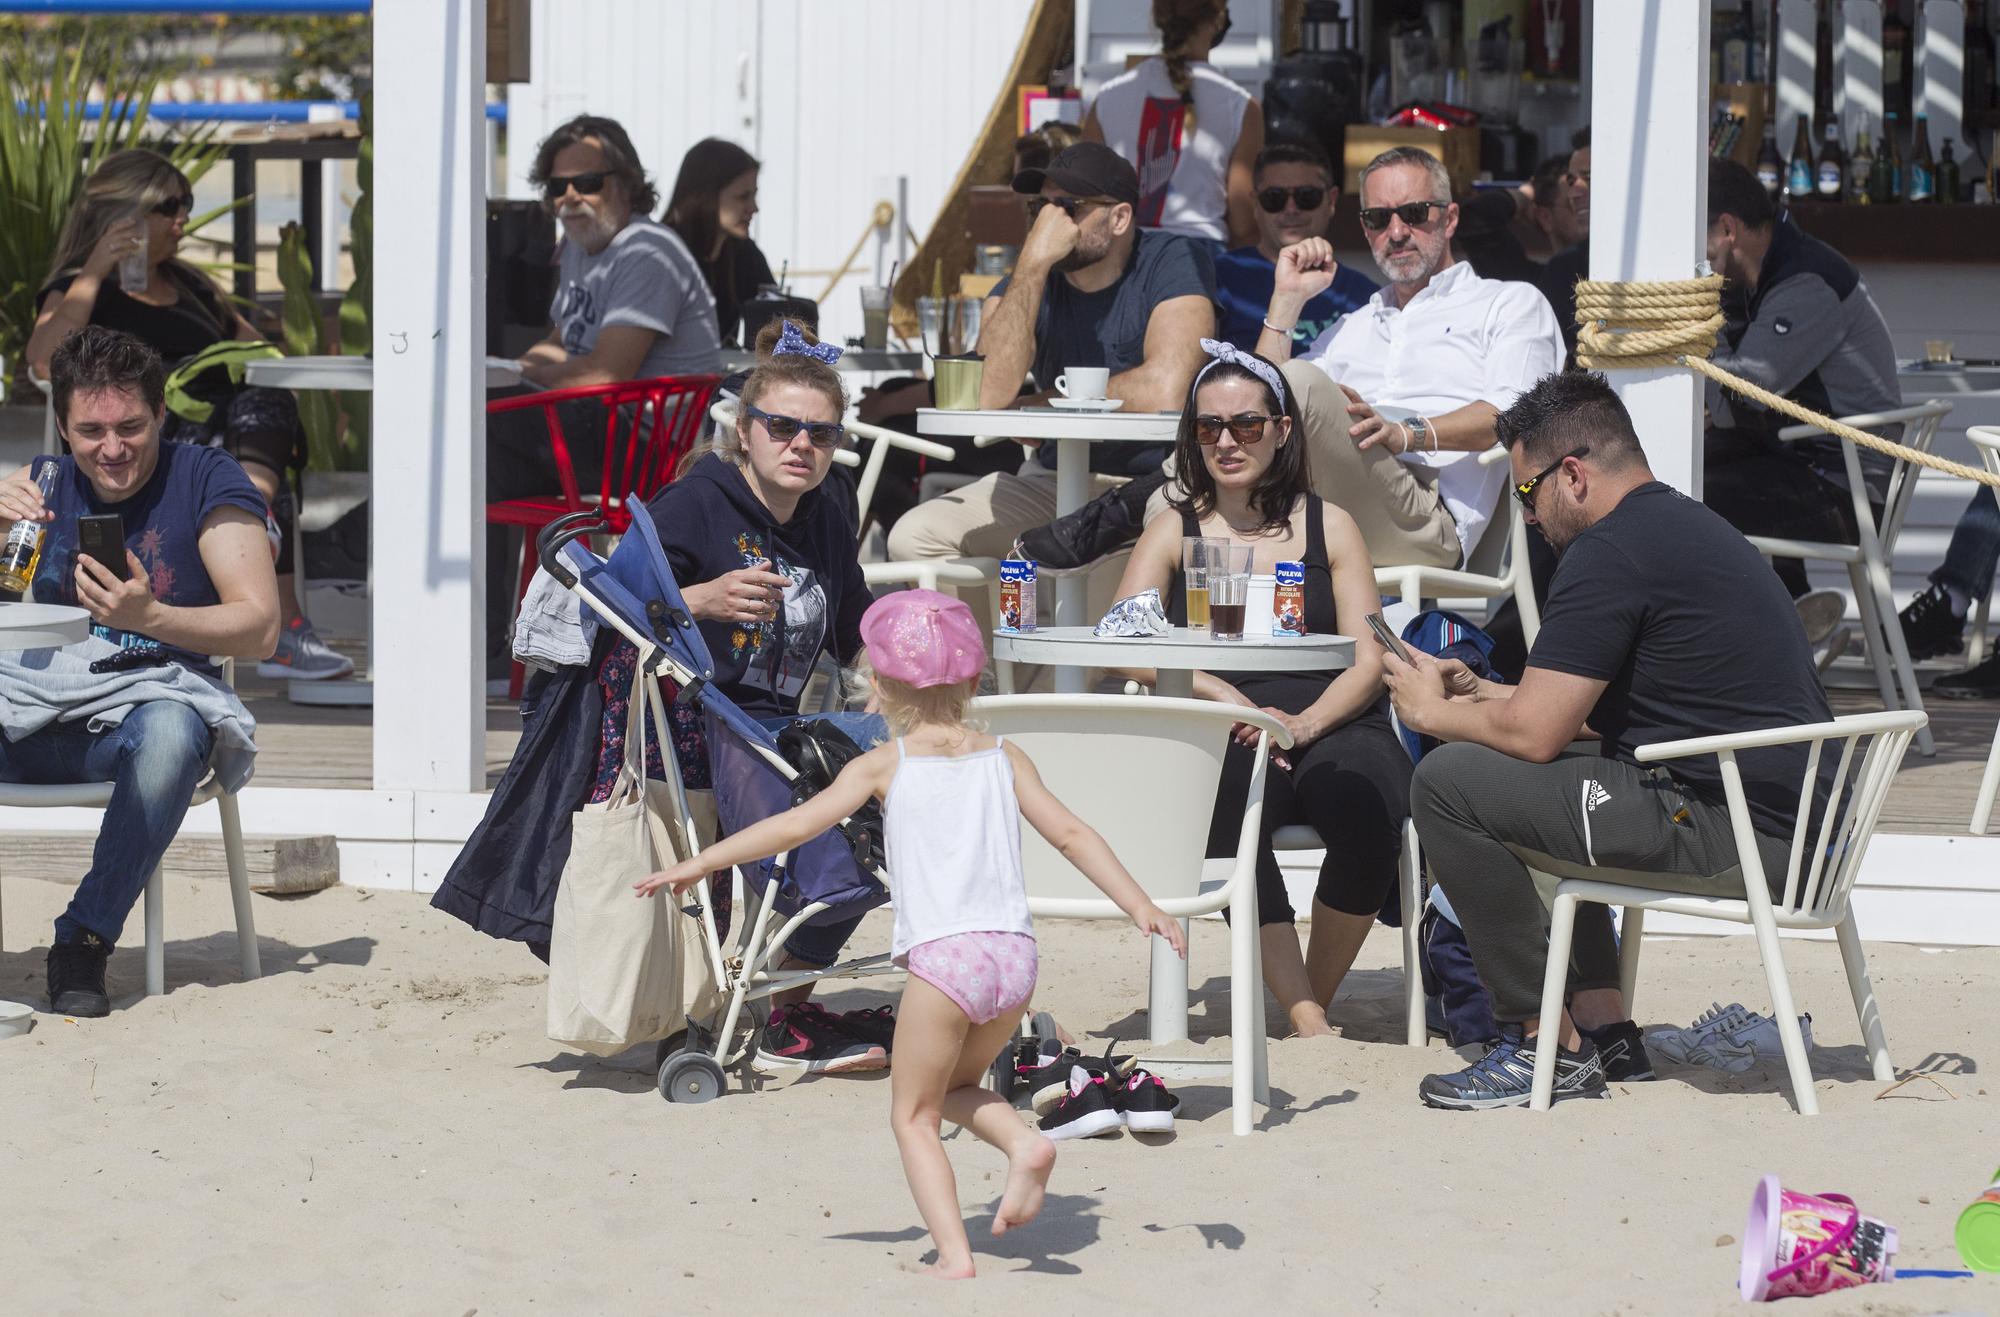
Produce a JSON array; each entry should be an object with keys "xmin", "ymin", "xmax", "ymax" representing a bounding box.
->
[
  {"xmin": 1111, "ymin": 339, "xmax": 1409, "ymax": 1039},
  {"xmin": 26, "ymin": 148, "xmax": 348, "ymax": 678},
  {"xmin": 664, "ymin": 137, "xmax": 776, "ymax": 346}
]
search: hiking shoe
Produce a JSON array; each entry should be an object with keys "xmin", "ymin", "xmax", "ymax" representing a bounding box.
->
[
  {"xmin": 1019, "ymin": 1041, "xmax": 1136, "ymax": 1113},
  {"xmin": 1036, "ymin": 1065, "xmax": 1124, "ymax": 1140},
  {"xmin": 1646, "ymin": 1001, "xmax": 1755, "ymax": 1064},
  {"xmin": 1794, "ymin": 589, "xmax": 1846, "ymax": 647},
  {"xmin": 46, "ymin": 936, "xmax": 112, "ymax": 1018},
  {"xmin": 834, "ymin": 1004, "xmax": 897, "ymax": 1053},
  {"xmin": 1417, "ymin": 1025, "xmax": 1607, "ymax": 1110},
  {"xmin": 1897, "ymin": 582, "xmax": 1965, "ymax": 662},
  {"xmin": 1684, "ymin": 1010, "xmax": 1814, "ymax": 1074},
  {"xmin": 1934, "ymin": 651, "xmax": 2000, "ymax": 701},
  {"xmin": 1114, "ymin": 1069, "xmax": 1179, "ymax": 1133},
  {"xmin": 751, "ymin": 1003, "xmax": 887, "ymax": 1075},
  {"xmin": 1016, "ymin": 469, "xmax": 1168, "ymax": 571},
  {"xmin": 258, "ymin": 616, "xmax": 355, "ymax": 681},
  {"xmin": 1577, "ymin": 1019, "xmax": 1657, "ymax": 1082}
]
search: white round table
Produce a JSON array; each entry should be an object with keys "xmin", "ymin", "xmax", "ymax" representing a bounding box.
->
[
  {"xmin": 0, "ymin": 602, "xmax": 91, "ymax": 651},
  {"xmin": 990, "ymin": 625, "xmax": 1353, "ymax": 697}
]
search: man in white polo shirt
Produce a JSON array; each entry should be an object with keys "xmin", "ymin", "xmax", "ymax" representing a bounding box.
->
[{"xmin": 1255, "ymin": 146, "xmax": 1564, "ymax": 568}]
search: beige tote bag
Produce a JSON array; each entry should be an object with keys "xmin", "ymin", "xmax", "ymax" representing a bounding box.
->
[{"xmin": 547, "ymin": 669, "xmax": 719, "ymax": 1055}]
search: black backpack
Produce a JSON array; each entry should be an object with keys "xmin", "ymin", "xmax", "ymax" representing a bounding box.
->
[{"xmin": 776, "ymin": 718, "xmax": 886, "ymax": 871}]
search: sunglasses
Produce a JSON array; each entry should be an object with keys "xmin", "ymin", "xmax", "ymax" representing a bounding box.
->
[
  {"xmin": 543, "ymin": 171, "xmax": 609, "ymax": 201},
  {"xmin": 1359, "ymin": 200, "xmax": 1448, "ymax": 232},
  {"xmin": 1514, "ymin": 446, "xmax": 1590, "ymax": 513},
  {"xmin": 746, "ymin": 404, "xmax": 844, "ymax": 450},
  {"xmin": 151, "ymin": 195, "xmax": 193, "ymax": 218},
  {"xmin": 1194, "ymin": 413, "xmax": 1277, "ymax": 445},
  {"xmin": 1256, "ymin": 185, "xmax": 1327, "ymax": 214},
  {"xmin": 1025, "ymin": 195, "xmax": 1109, "ymax": 221}
]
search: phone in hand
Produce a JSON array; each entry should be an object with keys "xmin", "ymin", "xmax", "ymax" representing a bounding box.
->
[
  {"xmin": 78, "ymin": 513, "xmax": 129, "ymax": 581},
  {"xmin": 1364, "ymin": 611, "xmax": 1414, "ymax": 665}
]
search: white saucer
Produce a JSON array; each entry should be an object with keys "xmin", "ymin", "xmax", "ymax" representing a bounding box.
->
[{"xmin": 1048, "ymin": 397, "xmax": 1124, "ymax": 412}]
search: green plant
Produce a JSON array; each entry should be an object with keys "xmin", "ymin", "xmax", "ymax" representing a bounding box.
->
[
  {"xmin": 275, "ymin": 220, "xmax": 349, "ymax": 470},
  {"xmin": 0, "ymin": 28, "xmax": 226, "ymax": 384},
  {"xmin": 336, "ymin": 95, "xmax": 370, "ymax": 456}
]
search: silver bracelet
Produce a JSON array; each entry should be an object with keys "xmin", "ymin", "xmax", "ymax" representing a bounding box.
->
[{"xmin": 1261, "ymin": 317, "xmax": 1296, "ymax": 336}]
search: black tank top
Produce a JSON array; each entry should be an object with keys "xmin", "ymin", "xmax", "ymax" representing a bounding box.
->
[{"xmin": 1165, "ymin": 496, "xmax": 1348, "ymax": 715}]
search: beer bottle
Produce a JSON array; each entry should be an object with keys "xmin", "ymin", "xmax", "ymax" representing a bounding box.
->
[
  {"xmin": 1849, "ymin": 127, "xmax": 1875, "ymax": 204},
  {"xmin": 0, "ymin": 464, "xmax": 56, "ymax": 596},
  {"xmin": 1816, "ymin": 121, "xmax": 1846, "ymax": 201},
  {"xmin": 1909, "ymin": 113, "xmax": 1936, "ymax": 201},
  {"xmin": 1939, "ymin": 137, "xmax": 1962, "ymax": 204},
  {"xmin": 1755, "ymin": 125, "xmax": 1785, "ymax": 200},
  {"xmin": 1884, "ymin": 111, "xmax": 1906, "ymax": 201},
  {"xmin": 1786, "ymin": 115, "xmax": 1816, "ymax": 202}
]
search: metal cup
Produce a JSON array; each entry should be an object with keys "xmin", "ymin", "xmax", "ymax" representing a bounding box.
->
[{"xmin": 933, "ymin": 355, "xmax": 984, "ymax": 410}]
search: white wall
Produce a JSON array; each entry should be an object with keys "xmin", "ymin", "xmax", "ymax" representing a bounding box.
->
[{"xmin": 507, "ymin": 0, "xmax": 1038, "ymax": 345}]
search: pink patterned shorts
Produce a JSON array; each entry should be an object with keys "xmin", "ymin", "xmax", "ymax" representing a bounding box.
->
[{"xmin": 904, "ymin": 932, "xmax": 1039, "ymax": 1025}]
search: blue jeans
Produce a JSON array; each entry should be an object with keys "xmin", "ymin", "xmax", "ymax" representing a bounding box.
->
[
  {"xmin": 758, "ymin": 710, "xmax": 887, "ymax": 967},
  {"xmin": 0, "ymin": 701, "xmax": 213, "ymax": 948},
  {"xmin": 1933, "ymin": 486, "xmax": 2000, "ymax": 604}
]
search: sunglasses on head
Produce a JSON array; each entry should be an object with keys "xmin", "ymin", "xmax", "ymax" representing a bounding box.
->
[
  {"xmin": 543, "ymin": 171, "xmax": 609, "ymax": 201},
  {"xmin": 1193, "ymin": 413, "xmax": 1277, "ymax": 445},
  {"xmin": 1514, "ymin": 446, "xmax": 1590, "ymax": 512},
  {"xmin": 1256, "ymin": 185, "xmax": 1327, "ymax": 214},
  {"xmin": 1025, "ymin": 195, "xmax": 1108, "ymax": 221},
  {"xmin": 746, "ymin": 404, "xmax": 845, "ymax": 450},
  {"xmin": 1359, "ymin": 200, "xmax": 1448, "ymax": 232},
  {"xmin": 151, "ymin": 195, "xmax": 193, "ymax": 218}
]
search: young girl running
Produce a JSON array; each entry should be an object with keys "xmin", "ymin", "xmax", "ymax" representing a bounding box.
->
[{"xmin": 637, "ymin": 589, "xmax": 1184, "ymax": 1278}]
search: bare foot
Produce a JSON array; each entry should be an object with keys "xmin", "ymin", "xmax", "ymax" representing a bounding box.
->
[
  {"xmin": 992, "ymin": 1135, "xmax": 1056, "ymax": 1236},
  {"xmin": 1286, "ymin": 1006, "xmax": 1338, "ymax": 1039},
  {"xmin": 910, "ymin": 1257, "xmax": 977, "ymax": 1280}
]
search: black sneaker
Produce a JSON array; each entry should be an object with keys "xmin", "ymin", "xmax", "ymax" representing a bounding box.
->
[
  {"xmin": 47, "ymin": 936, "xmax": 112, "ymax": 1018},
  {"xmin": 834, "ymin": 1004, "xmax": 897, "ymax": 1053},
  {"xmin": 1898, "ymin": 583, "xmax": 1966, "ymax": 662},
  {"xmin": 1036, "ymin": 1066, "xmax": 1124, "ymax": 1140},
  {"xmin": 1417, "ymin": 1025, "xmax": 1608, "ymax": 1110},
  {"xmin": 1114, "ymin": 1068, "xmax": 1179, "ymax": 1133},
  {"xmin": 1933, "ymin": 651, "xmax": 2000, "ymax": 701},
  {"xmin": 1016, "ymin": 469, "xmax": 1169, "ymax": 571},
  {"xmin": 1578, "ymin": 1019, "xmax": 1657, "ymax": 1081},
  {"xmin": 751, "ymin": 1003, "xmax": 887, "ymax": 1075},
  {"xmin": 1019, "ymin": 1040, "xmax": 1137, "ymax": 1113}
]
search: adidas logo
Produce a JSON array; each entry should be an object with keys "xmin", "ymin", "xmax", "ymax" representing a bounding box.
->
[{"xmin": 1584, "ymin": 781, "xmax": 1612, "ymax": 812}]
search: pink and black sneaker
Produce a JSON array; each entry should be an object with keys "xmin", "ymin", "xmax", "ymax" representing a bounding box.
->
[
  {"xmin": 1036, "ymin": 1066, "xmax": 1123, "ymax": 1141},
  {"xmin": 1114, "ymin": 1069, "xmax": 1179, "ymax": 1133},
  {"xmin": 752, "ymin": 1003, "xmax": 887, "ymax": 1075},
  {"xmin": 834, "ymin": 1004, "xmax": 897, "ymax": 1054}
]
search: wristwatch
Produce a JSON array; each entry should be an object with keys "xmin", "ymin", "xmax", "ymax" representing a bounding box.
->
[{"xmin": 1404, "ymin": 415, "xmax": 1432, "ymax": 452}]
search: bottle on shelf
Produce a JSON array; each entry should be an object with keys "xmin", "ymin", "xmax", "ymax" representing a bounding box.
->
[
  {"xmin": 1755, "ymin": 123, "xmax": 1785, "ymax": 200},
  {"xmin": 1883, "ymin": 111, "xmax": 1906, "ymax": 202},
  {"xmin": 1786, "ymin": 114, "xmax": 1816, "ymax": 202},
  {"xmin": 1816, "ymin": 120, "xmax": 1846, "ymax": 201},
  {"xmin": 1909, "ymin": 113, "xmax": 1937, "ymax": 202},
  {"xmin": 0, "ymin": 465, "xmax": 56, "ymax": 595},
  {"xmin": 1939, "ymin": 137, "xmax": 1962, "ymax": 204},
  {"xmin": 1849, "ymin": 126, "xmax": 1875, "ymax": 204}
]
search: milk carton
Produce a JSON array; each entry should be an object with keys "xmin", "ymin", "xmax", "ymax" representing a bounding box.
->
[
  {"xmin": 999, "ymin": 559, "xmax": 1037, "ymax": 632},
  {"xmin": 1272, "ymin": 560, "xmax": 1307, "ymax": 637}
]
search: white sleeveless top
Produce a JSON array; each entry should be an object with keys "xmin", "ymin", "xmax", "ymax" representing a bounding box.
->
[
  {"xmin": 883, "ymin": 737, "xmax": 1035, "ymax": 960},
  {"xmin": 1091, "ymin": 56, "xmax": 1251, "ymax": 242}
]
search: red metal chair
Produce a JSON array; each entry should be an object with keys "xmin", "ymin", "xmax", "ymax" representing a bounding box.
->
[{"xmin": 486, "ymin": 373, "xmax": 720, "ymax": 695}]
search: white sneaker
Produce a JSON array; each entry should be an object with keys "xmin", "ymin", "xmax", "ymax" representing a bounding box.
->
[
  {"xmin": 1685, "ymin": 1010, "xmax": 1814, "ymax": 1073},
  {"xmin": 1646, "ymin": 1001, "xmax": 1753, "ymax": 1064}
]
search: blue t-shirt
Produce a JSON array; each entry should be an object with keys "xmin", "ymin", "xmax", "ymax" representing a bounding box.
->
[
  {"xmin": 1213, "ymin": 245, "xmax": 1376, "ymax": 354},
  {"xmin": 30, "ymin": 443, "xmax": 269, "ymax": 672}
]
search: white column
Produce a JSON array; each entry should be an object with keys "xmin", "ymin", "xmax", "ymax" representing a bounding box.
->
[
  {"xmin": 1589, "ymin": 0, "xmax": 1711, "ymax": 496},
  {"xmin": 371, "ymin": 0, "xmax": 488, "ymax": 792}
]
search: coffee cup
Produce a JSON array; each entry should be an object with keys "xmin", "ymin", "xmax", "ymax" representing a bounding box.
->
[{"xmin": 1053, "ymin": 367, "xmax": 1109, "ymax": 402}]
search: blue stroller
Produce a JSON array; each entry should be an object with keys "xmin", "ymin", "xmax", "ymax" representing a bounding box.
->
[{"xmin": 535, "ymin": 508, "xmax": 896, "ymax": 1102}]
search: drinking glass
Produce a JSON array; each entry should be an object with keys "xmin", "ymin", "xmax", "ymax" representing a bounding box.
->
[
  {"xmin": 1207, "ymin": 544, "xmax": 1254, "ymax": 641},
  {"xmin": 1180, "ymin": 536, "xmax": 1227, "ymax": 631},
  {"xmin": 859, "ymin": 285, "xmax": 891, "ymax": 350}
]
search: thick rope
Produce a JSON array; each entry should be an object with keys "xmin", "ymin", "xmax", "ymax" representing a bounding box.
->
[{"xmin": 1573, "ymin": 276, "xmax": 2000, "ymax": 490}]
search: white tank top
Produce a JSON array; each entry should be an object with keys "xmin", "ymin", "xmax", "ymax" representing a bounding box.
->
[
  {"xmin": 1091, "ymin": 56, "xmax": 1251, "ymax": 242},
  {"xmin": 883, "ymin": 737, "xmax": 1035, "ymax": 960}
]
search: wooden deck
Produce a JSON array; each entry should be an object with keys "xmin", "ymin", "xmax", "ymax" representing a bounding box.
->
[{"xmin": 234, "ymin": 666, "xmax": 2000, "ymax": 837}]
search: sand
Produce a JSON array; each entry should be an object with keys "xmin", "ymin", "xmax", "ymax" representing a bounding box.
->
[{"xmin": 2, "ymin": 870, "xmax": 1995, "ymax": 1315}]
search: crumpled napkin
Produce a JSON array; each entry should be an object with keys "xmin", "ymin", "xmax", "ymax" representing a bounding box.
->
[{"xmin": 1095, "ymin": 588, "xmax": 1170, "ymax": 637}]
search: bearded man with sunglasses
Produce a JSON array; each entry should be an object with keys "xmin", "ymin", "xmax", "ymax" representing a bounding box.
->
[
  {"xmin": 1253, "ymin": 147, "xmax": 1563, "ymax": 574},
  {"xmin": 1380, "ymin": 372, "xmax": 1834, "ymax": 1110},
  {"xmin": 1213, "ymin": 142, "xmax": 1377, "ymax": 354}
]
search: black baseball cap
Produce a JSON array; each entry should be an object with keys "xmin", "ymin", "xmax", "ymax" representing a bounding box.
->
[{"xmin": 1011, "ymin": 141, "xmax": 1140, "ymax": 206}]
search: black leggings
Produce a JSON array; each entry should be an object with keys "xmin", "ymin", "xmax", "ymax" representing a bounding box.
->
[
  {"xmin": 1206, "ymin": 708, "xmax": 1413, "ymax": 925},
  {"xmin": 163, "ymin": 386, "xmax": 307, "ymax": 575},
  {"xmin": 1704, "ymin": 428, "xmax": 1879, "ymax": 598}
]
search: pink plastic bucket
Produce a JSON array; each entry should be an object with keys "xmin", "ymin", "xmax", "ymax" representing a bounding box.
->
[{"xmin": 1739, "ymin": 1175, "xmax": 1899, "ymax": 1301}]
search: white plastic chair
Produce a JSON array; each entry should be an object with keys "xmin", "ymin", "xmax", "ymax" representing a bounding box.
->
[
  {"xmin": 1966, "ymin": 427, "xmax": 2000, "ymax": 835},
  {"xmin": 1528, "ymin": 709, "xmax": 1924, "ymax": 1115},
  {"xmin": 0, "ymin": 661, "xmax": 262, "ymax": 997},
  {"xmin": 31, "ymin": 368, "xmax": 58, "ymax": 457},
  {"xmin": 1374, "ymin": 446, "xmax": 1541, "ymax": 646},
  {"xmin": 1743, "ymin": 401, "xmax": 1952, "ymax": 757},
  {"xmin": 970, "ymin": 693, "xmax": 1291, "ymax": 1136}
]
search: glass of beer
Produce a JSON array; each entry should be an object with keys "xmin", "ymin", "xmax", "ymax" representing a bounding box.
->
[
  {"xmin": 1181, "ymin": 536, "xmax": 1227, "ymax": 630},
  {"xmin": 1208, "ymin": 545, "xmax": 1253, "ymax": 640}
]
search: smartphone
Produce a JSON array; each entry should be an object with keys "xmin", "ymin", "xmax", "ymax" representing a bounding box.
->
[
  {"xmin": 1364, "ymin": 611, "xmax": 1414, "ymax": 665},
  {"xmin": 78, "ymin": 513, "xmax": 129, "ymax": 581}
]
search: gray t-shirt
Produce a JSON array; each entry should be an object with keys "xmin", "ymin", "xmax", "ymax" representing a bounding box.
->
[{"xmin": 551, "ymin": 216, "xmax": 722, "ymax": 380}]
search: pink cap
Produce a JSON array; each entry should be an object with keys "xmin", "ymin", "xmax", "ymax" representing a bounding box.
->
[{"xmin": 860, "ymin": 589, "xmax": 986, "ymax": 688}]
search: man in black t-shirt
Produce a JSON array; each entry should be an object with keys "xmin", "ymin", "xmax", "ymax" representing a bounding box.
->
[{"xmin": 1380, "ymin": 372, "xmax": 1834, "ymax": 1111}]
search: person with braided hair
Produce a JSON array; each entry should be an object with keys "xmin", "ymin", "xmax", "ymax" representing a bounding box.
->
[{"xmin": 1083, "ymin": 0, "xmax": 1262, "ymax": 249}]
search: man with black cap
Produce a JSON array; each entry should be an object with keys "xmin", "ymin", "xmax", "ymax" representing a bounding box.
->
[{"xmin": 886, "ymin": 142, "xmax": 1215, "ymax": 614}]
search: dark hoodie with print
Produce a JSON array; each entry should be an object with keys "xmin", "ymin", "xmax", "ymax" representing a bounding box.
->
[{"xmin": 647, "ymin": 452, "xmax": 873, "ymax": 721}]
